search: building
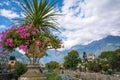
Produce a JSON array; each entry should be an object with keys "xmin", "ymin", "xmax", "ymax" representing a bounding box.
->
[
  {"xmin": 8, "ymin": 56, "xmax": 16, "ymax": 71},
  {"xmin": 87, "ymin": 53, "xmax": 95, "ymax": 61},
  {"xmin": 40, "ymin": 64, "xmax": 46, "ymax": 68}
]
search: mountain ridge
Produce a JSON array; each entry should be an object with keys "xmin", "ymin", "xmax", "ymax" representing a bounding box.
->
[{"xmin": 70, "ymin": 35, "xmax": 120, "ymax": 56}]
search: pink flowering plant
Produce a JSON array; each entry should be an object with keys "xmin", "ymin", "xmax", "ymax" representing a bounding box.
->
[
  {"xmin": 0, "ymin": 0, "xmax": 63, "ymax": 64},
  {"xmin": 0, "ymin": 24, "xmax": 62, "ymax": 55}
]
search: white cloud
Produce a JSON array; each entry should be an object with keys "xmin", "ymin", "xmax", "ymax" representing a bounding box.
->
[
  {"xmin": 0, "ymin": 1, "xmax": 10, "ymax": 6},
  {"xmin": 0, "ymin": 25, "xmax": 7, "ymax": 29},
  {"xmin": 58, "ymin": 0, "xmax": 120, "ymax": 49},
  {"xmin": 3, "ymin": 1, "xmax": 10, "ymax": 6},
  {"xmin": 0, "ymin": 3, "xmax": 3, "ymax": 6},
  {"xmin": 0, "ymin": 9, "xmax": 20, "ymax": 19}
]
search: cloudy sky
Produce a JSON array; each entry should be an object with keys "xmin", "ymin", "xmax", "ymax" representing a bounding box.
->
[
  {"xmin": 0, "ymin": 0, "xmax": 120, "ymax": 63},
  {"xmin": 58, "ymin": 0, "xmax": 120, "ymax": 49}
]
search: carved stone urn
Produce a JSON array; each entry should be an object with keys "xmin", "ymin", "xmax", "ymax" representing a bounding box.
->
[{"xmin": 18, "ymin": 43, "xmax": 46, "ymax": 80}]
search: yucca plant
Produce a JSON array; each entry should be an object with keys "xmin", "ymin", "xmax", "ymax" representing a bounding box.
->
[
  {"xmin": 17, "ymin": 0, "xmax": 60, "ymax": 32},
  {"xmin": 14, "ymin": 0, "xmax": 62, "ymax": 63}
]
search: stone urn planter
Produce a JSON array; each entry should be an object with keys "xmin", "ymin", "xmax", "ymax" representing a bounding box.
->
[
  {"xmin": 18, "ymin": 64, "xmax": 46, "ymax": 80},
  {"xmin": 18, "ymin": 43, "xmax": 47, "ymax": 80}
]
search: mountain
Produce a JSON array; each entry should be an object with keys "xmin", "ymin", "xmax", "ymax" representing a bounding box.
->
[
  {"xmin": 41, "ymin": 35, "xmax": 120, "ymax": 63},
  {"xmin": 9, "ymin": 51, "xmax": 29, "ymax": 63},
  {"xmin": 70, "ymin": 35, "xmax": 120, "ymax": 56}
]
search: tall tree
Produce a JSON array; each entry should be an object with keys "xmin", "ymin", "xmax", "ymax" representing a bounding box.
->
[
  {"xmin": 83, "ymin": 51, "xmax": 87, "ymax": 63},
  {"xmin": 46, "ymin": 61, "xmax": 59, "ymax": 71},
  {"xmin": 99, "ymin": 48, "xmax": 120, "ymax": 72},
  {"xmin": 63, "ymin": 50, "xmax": 80, "ymax": 70}
]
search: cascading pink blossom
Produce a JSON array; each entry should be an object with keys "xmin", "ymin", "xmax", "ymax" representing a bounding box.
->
[
  {"xmin": 5, "ymin": 38, "xmax": 14, "ymax": 47},
  {"xmin": 5, "ymin": 50, "xmax": 10, "ymax": 54},
  {"xmin": 36, "ymin": 41, "xmax": 43, "ymax": 46},
  {"xmin": 25, "ymin": 40, "xmax": 30, "ymax": 45},
  {"xmin": 0, "ymin": 30, "xmax": 8, "ymax": 41},
  {"xmin": 40, "ymin": 48, "xmax": 43, "ymax": 51},
  {"xmin": 0, "ymin": 25, "xmax": 62, "ymax": 53},
  {"xmin": 16, "ymin": 26, "xmax": 31, "ymax": 39},
  {"xmin": 0, "ymin": 50, "xmax": 2, "ymax": 54},
  {"xmin": 32, "ymin": 28, "xmax": 39, "ymax": 35},
  {"xmin": 0, "ymin": 42, "xmax": 2, "ymax": 47},
  {"xmin": 19, "ymin": 45, "xmax": 27, "ymax": 52}
]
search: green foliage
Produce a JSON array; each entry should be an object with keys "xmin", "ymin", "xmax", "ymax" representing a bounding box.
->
[
  {"xmin": 86, "ymin": 61, "xmax": 101, "ymax": 72},
  {"xmin": 98, "ymin": 47, "xmax": 120, "ymax": 72},
  {"xmin": 17, "ymin": 0, "xmax": 60, "ymax": 31},
  {"xmin": 83, "ymin": 52, "xmax": 87, "ymax": 59},
  {"xmin": 83, "ymin": 52, "xmax": 88, "ymax": 63},
  {"xmin": 45, "ymin": 72, "xmax": 62, "ymax": 80},
  {"xmin": 46, "ymin": 61, "xmax": 59, "ymax": 71},
  {"xmin": 63, "ymin": 50, "xmax": 80, "ymax": 70},
  {"xmin": 13, "ymin": 62, "xmax": 27, "ymax": 80}
]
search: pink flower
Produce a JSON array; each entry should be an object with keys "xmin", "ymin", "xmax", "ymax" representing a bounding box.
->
[
  {"xmin": 25, "ymin": 40, "xmax": 29, "ymax": 45},
  {"xmin": 33, "ymin": 28, "xmax": 39, "ymax": 32},
  {"xmin": 26, "ymin": 33, "xmax": 30, "ymax": 37},
  {"xmin": 16, "ymin": 26, "xmax": 31, "ymax": 39},
  {"xmin": 25, "ymin": 25, "xmax": 31, "ymax": 31},
  {"xmin": 59, "ymin": 40, "xmax": 63, "ymax": 44},
  {"xmin": 0, "ymin": 31, "xmax": 8, "ymax": 41},
  {"xmin": 0, "ymin": 50, "xmax": 2, "ymax": 54},
  {"xmin": 32, "ymin": 28, "xmax": 39, "ymax": 35},
  {"xmin": 36, "ymin": 41, "xmax": 43, "ymax": 46},
  {"xmin": 32, "ymin": 31, "xmax": 36, "ymax": 35},
  {"xmin": 0, "ymin": 42, "xmax": 2, "ymax": 47},
  {"xmin": 40, "ymin": 48, "xmax": 43, "ymax": 51},
  {"xmin": 5, "ymin": 38, "xmax": 14, "ymax": 47},
  {"xmin": 11, "ymin": 26, "xmax": 17, "ymax": 30},
  {"xmin": 19, "ymin": 45, "xmax": 27, "ymax": 52},
  {"xmin": 5, "ymin": 50, "xmax": 10, "ymax": 54}
]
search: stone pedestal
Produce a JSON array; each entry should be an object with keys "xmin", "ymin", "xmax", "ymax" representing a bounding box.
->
[{"xmin": 18, "ymin": 64, "xmax": 46, "ymax": 80}]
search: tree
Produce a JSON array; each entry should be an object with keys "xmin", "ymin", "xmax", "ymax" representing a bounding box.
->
[
  {"xmin": 86, "ymin": 61, "xmax": 101, "ymax": 72},
  {"xmin": 111, "ymin": 48, "xmax": 120, "ymax": 71},
  {"xmin": 13, "ymin": 62, "xmax": 27, "ymax": 80},
  {"xmin": 63, "ymin": 50, "xmax": 80, "ymax": 70},
  {"xmin": 46, "ymin": 61, "xmax": 59, "ymax": 71},
  {"xmin": 98, "ymin": 48, "xmax": 120, "ymax": 72},
  {"xmin": 82, "ymin": 52, "xmax": 88, "ymax": 72},
  {"xmin": 82, "ymin": 51, "xmax": 87, "ymax": 63}
]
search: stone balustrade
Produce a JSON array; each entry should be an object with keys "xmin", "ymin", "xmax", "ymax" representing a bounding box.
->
[
  {"xmin": 59, "ymin": 70, "xmax": 120, "ymax": 80},
  {"xmin": 0, "ymin": 73, "xmax": 13, "ymax": 80}
]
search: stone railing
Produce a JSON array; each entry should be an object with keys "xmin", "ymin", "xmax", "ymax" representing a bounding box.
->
[
  {"xmin": 0, "ymin": 73, "xmax": 13, "ymax": 80},
  {"xmin": 59, "ymin": 70, "xmax": 120, "ymax": 80}
]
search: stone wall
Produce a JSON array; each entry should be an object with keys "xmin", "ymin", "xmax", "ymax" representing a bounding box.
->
[
  {"xmin": 60, "ymin": 70, "xmax": 120, "ymax": 80},
  {"xmin": 0, "ymin": 73, "xmax": 13, "ymax": 80}
]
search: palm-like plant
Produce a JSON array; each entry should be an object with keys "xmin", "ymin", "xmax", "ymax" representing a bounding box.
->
[
  {"xmin": 17, "ymin": 0, "xmax": 59, "ymax": 32},
  {"xmin": 15, "ymin": 0, "xmax": 62, "ymax": 63}
]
